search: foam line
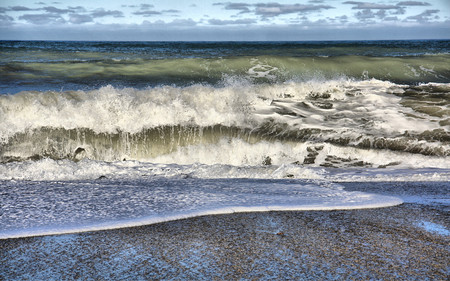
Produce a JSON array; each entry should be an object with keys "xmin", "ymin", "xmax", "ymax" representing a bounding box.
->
[{"xmin": 0, "ymin": 179, "xmax": 402, "ymax": 240}]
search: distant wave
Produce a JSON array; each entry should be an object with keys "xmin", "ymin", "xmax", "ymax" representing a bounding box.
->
[{"xmin": 1, "ymin": 54, "xmax": 450, "ymax": 93}]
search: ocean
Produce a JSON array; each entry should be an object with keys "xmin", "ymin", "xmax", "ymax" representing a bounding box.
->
[{"xmin": 0, "ymin": 40, "xmax": 448, "ymax": 239}]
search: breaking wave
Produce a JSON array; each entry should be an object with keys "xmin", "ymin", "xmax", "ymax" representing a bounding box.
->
[{"xmin": 1, "ymin": 79, "xmax": 448, "ymax": 168}]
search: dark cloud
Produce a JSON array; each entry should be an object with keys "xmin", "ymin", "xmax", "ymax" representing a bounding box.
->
[
  {"xmin": 391, "ymin": 7, "xmax": 406, "ymax": 15},
  {"xmin": 397, "ymin": 1, "xmax": 431, "ymax": 6},
  {"xmin": 162, "ymin": 10, "xmax": 181, "ymax": 14},
  {"xmin": 132, "ymin": 5, "xmax": 182, "ymax": 17},
  {"xmin": 9, "ymin": 6, "xmax": 35, "ymax": 12},
  {"xmin": 133, "ymin": 10, "xmax": 162, "ymax": 17},
  {"xmin": 208, "ymin": 18, "xmax": 257, "ymax": 25},
  {"xmin": 140, "ymin": 4, "xmax": 154, "ymax": 10},
  {"xmin": 355, "ymin": 9, "xmax": 389, "ymax": 22},
  {"xmin": 68, "ymin": 6, "xmax": 87, "ymax": 13},
  {"xmin": 254, "ymin": 3, "xmax": 334, "ymax": 17},
  {"xmin": 42, "ymin": 6, "xmax": 73, "ymax": 14},
  {"xmin": 214, "ymin": 2, "xmax": 333, "ymax": 17},
  {"xmin": 343, "ymin": 2, "xmax": 398, "ymax": 10},
  {"xmin": 340, "ymin": 15, "xmax": 349, "ymax": 23},
  {"xmin": 355, "ymin": 9, "xmax": 375, "ymax": 21},
  {"xmin": 2, "ymin": 4, "xmax": 123, "ymax": 25},
  {"xmin": 343, "ymin": 1, "xmax": 410, "ymax": 20},
  {"xmin": 91, "ymin": 8, "xmax": 124, "ymax": 18},
  {"xmin": 384, "ymin": 16, "xmax": 399, "ymax": 21},
  {"xmin": 406, "ymin": 9, "xmax": 440, "ymax": 22},
  {"xmin": 69, "ymin": 14, "xmax": 93, "ymax": 24},
  {"xmin": 132, "ymin": 3, "xmax": 179, "ymax": 17},
  {"xmin": 214, "ymin": 2, "xmax": 252, "ymax": 13},
  {"xmin": 18, "ymin": 13, "xmax": 65, "ymax": 25},
  {"xmin": 0, "ymin": 14, "xmax": 14, "ymax": 24}
]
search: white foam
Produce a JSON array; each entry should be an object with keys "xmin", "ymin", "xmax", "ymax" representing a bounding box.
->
[
  {"xmin": 150, "ymin": 139, "xmax": 449, "ymax": 169},
  {"xmin": 1, "ymin": 151, "xmax": 449, "ymax": 182},
  {"xmin": 0, "ymin": 83, "xmax": 256, "ymax": 141},
  {"xmin": 416, "ymin": 221, "xmax": 450, "ymax": 236},
  {"xmin": 0, "ymin": 178, "xmax": 402, "ymax": 239},
  {"xmin": 1, "ymin": 80, "xmax": 446, "ymax": 143},
  {"xmin": 248, "ymin": 58, "xmax": 279, "ymax": 79}
]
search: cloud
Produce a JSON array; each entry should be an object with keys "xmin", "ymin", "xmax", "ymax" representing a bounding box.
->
[
  {"xmin": 133, "ymin": 4, "xmax": 180, "ymax": 17},
  {"xmin": 254, "ymin": 3, "xmax": 334, "ymax": 17},
  {"xmin": 214, "ymin": 2, "xmax": 333, "ymax": 17},
  {"xmin": 91, "ymin": 8, "xmax": 124, "ymax": 18},
  {"xmin": 161, "ymin": 10, "xmax": 181, "ymax": 14},
  {"xmin": 2, "ymin": 0, "xmax": 448, "ymax": 39},
  {"xmin": 168, "ymin": 19, "xmax": 197, "ymax": 26},
  {"xmin": 213, "ymin": 2, "xmax": 252, "ymax": 13},
  {"xmin": 42, "ymin": 6, "xmax": 73, "ymax": 14},
  {"xmin": 10, "ymin": 5, "xmax": 124, "ymax": 25},
  {"xmin": 69, "ymin": 14, "xmax": 93, "ymax": 24},
  {"xmin": 343, "ymin": 1, "xmax": 412, "ymax": 20},
  {"xmin": 18, "ymin": 13, "xmax": 65, "ymax": 25},
  {"xmin": 384, "ymin": 16, "xmax": 399, "ymax": 21},
  {"xmin": 0, "ymin": 14, "xmax": 14, "ymax": 25},
  {"xmin": 397, "ymin": 1, "xmax": 431, "ymax": 6},
  {"xmin": 2, "ymin": 17, "xmax": 449, "ymax": 41},
  {"xmin": 133, "ymin": 10, "xmax": 162, "ymax": 16},
  {"xmin": 343, "ymin": 2, "xmax": 398, "ymax": 10},
  {"xmin": 140, "ymin": 4, "xmax": 155, "ymax": 10},
  {"xmin": 68, "ymin": 6, "xmax": 87, "ymax": 13},
  {"xmin": 133, "ymin": 5, "xmax": 183, "ymax": 17},
  {"xmin": 9, "ymin": 6, "xmax": 36, "ymax": 12},
  {"xmin": 142, "ymin": 18, "xmax": 198, "ymax": 27},
  {"xmin": 355, "ymin": 9, "xmax": 390, "ymax": 22},
  {"xmin": 406, "ymin": 9, "xmax": 440, "ymax": 22},
  {"xmin": 208, "ymin": 18, "xmax": 257, "ymax": 25}
]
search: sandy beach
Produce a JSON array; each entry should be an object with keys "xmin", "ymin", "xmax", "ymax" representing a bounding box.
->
[{"xmin": 1, "ymin": 181, "xmax": 448, "ymax": 280}]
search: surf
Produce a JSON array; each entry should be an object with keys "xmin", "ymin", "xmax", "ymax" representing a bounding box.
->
[{"xmin": 0, "ymin": 177, "xmax": 403, "ymax": 239}]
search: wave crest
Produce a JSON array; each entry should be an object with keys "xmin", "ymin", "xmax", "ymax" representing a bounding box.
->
[{"xmin": 1, "ymin": 80, "xmax": 448, "ymax": 165}]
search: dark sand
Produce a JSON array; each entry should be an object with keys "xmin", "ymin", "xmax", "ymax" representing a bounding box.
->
[{"xmin": 1, "ymin": 182, "xmax": 449, "ymax": 280}]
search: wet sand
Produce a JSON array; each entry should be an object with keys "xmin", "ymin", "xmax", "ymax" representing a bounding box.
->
[{"xmin": 1, "ymin": 182, "xmax": 449, "ymax": 280}]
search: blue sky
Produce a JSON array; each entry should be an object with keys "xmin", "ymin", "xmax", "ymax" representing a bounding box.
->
[{"xmin": 0, "ymin": 0, "xmax": 449, "ymax": 40}]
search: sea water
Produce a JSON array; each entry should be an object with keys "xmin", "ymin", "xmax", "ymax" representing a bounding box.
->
[{"xmin": 0, "ymin": 40, "xmax": 448, "ymax": 238}]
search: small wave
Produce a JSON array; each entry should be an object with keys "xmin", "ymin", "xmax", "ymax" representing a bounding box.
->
[
  {"xmin": 1, "ymin": 54, "xmax": 449, "ymax": 93},
  {"xmin": 0, "ymin": 176, "xmax": 403, "ymax": 239}
]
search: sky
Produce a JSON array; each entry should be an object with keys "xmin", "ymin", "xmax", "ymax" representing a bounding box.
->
[{"xmin": 0, "ymin": 0, "xmax": 449, "ymax": 41}]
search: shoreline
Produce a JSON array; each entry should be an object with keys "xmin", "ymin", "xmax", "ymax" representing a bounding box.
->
[
  {"xmin": 0, "ymin": 195, "xmax": 403, "ymax": 240},
  {"xmin": 1, "ymin": 181, "xmax": 449, "ymax": 280}
]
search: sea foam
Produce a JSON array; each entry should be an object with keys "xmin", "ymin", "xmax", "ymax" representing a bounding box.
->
[{"xmin": 0, "ymin": 177, "xmax": 403, "ymax": 239}]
